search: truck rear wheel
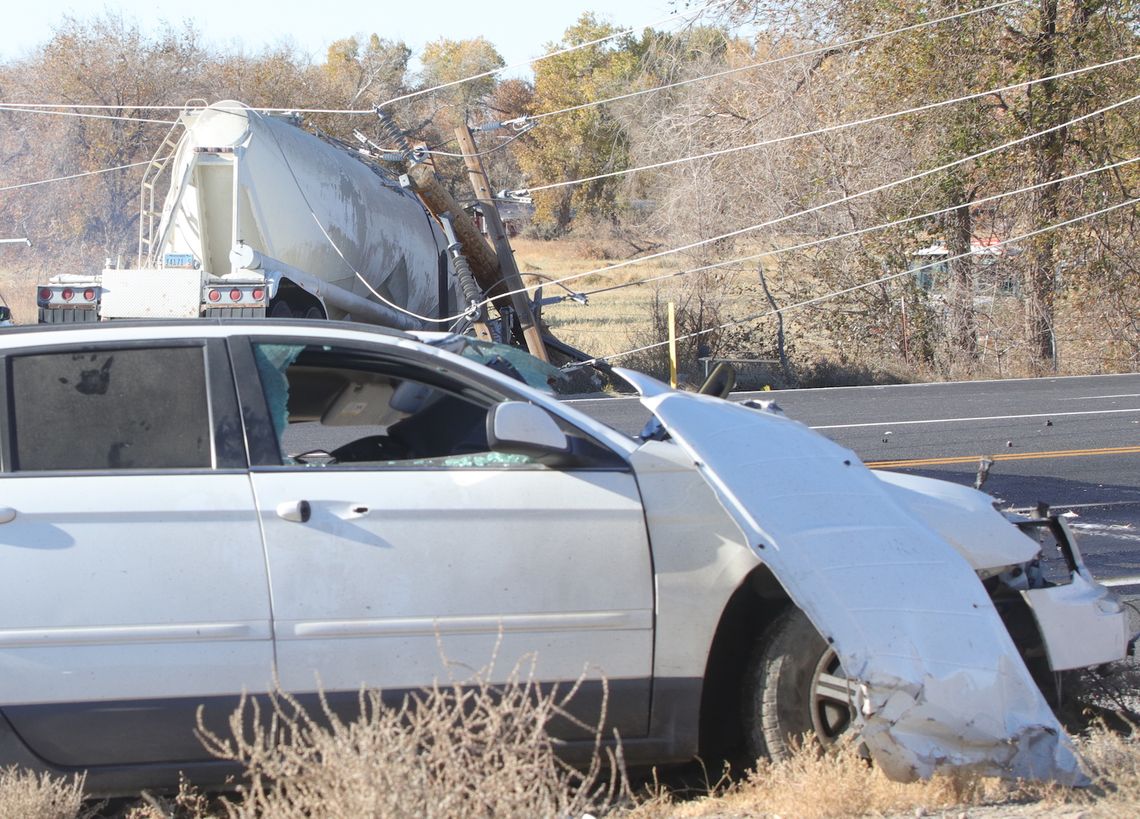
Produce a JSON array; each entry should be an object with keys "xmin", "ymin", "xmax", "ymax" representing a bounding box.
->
[
  {"xmin": 269, "ymin": 299, "xmax": 324, "ymax": 320},
  {"xmin": 742, "ymin": 607, "xmax": 855, "ymax": 760}
]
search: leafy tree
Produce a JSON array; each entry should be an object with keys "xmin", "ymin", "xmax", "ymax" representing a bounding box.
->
[
  {"xmin": 419, "ymin": 36, "xmax": 505, "ymax": 127},
  {"xmin": 515, "ymin": 14, "xmax": 641, "ymax": 234},
  {"xmin": 667, "ymin": 0, "xmax": 1140, "ymax": 374},
  {"xmin": 311, "ymin": 34, "xmax": 411, "ymax": 138},
  {"xmin": 323, "ymin": 35, "xmax": 410, "ymax": 106},
  {"xmin": 999, "ymin": 0, "xmax": 1139, "ymax": 367},
  {"xmin": 0, "ymin": 14, "xmax": 213, "ymax": 262}
]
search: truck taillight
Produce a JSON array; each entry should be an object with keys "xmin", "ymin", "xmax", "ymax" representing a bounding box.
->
[
  {"xmin": 83, "ymin": 288, "xmax": 96, "ymax": 301},
  {"xmin": 38, "ymin": 288, "xmax": 51, "ymax": 302},
  {"xmin": 61, "ymin": 288, "xmax": 74, "ymax": 301},
  {"xmin": 252, "ymin": 288, "xmax": 265, "ymax": 301},
  {"xmin": 229, "ymin": 288, "xmax": 242, "ymax": 302},
  {"xmin": 207, "ymin": 289, "xmax": 221, "ymax": 302}
]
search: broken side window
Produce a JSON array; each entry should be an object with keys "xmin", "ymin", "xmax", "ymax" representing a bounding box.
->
[{"xmin": 249, "ymin": 342, "xmax": 533, "ymax": 469}]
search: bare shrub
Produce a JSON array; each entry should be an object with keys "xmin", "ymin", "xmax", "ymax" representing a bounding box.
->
[
  {"xmin": 1076, "ymin": 720, "xmax": 1140, "ymax": 816},
  {"xmin": 0, "ymin": 766, "xmax": 85, "ymax": 819},
  {"xmin": 121, "ymin": 776, "xmax": 218, "ymax": 819},
  {"xmin": 794, "ymin": 355, "xmax": 913, "ymax": 389},
  {"xmin": 195, "ymin": 661, "xmax": 627, "ymax": 819}
]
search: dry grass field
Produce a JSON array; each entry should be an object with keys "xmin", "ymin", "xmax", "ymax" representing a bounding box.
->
[
  {"xmin": 513, "ymin": 236, "xmax": 791, "ymax": 387},
  {"xmin": 512, "ymin": 236, "xmax": 696, "ymax": 361}
]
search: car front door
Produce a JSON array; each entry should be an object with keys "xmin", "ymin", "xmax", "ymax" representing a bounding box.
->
[
  {"xmin": 233, "ymin": 336, "xmax": 655, "ymax": 740},
  {"xmin": 0, "ymin": 338, "xmax": 273, "ymax": 767}
]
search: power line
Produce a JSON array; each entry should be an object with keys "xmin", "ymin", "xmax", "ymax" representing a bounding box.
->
[
  {"xmin": 489, "ymin": 91, "xmax": 1140, "ymax": 304},
  {"xmin": 497, "ymin": 0, "xmax": 1027, "ymax": 128},
  {"xmin": 568, "ymin": 156, "xmax": 1139, "ymax": 300},
  {"xmin": 0, "ymin": 101, "xmax": 339, "ymax": 115},
  {"xmin": 334, "ymin": 89, "xmax": 1140, "ymax": 326},
  {"xmin": 374, "ymin": 0, "xmax": 737, "ymax": 111},
  {"xmin": 0, "ymin": 160, "xmax": 152, "ymax": 192},
  {"xmin": 587, "ymin": 198, "xmax": 1139, "ymax": 366},
  {"xmin": 0, "ymin": 105, "xmax": 175, "ymax": 125},
  {"xmin": 0, "ymin": 2, "xmax": 734, "ymax": 120},
  {"xmin": 418, "ymin": 122, "xmax": 537, "ymax": 159},
  {"xmin": 0, "ymin": 0, "xmax": 1022, "ymax": 128},
  {"xmin": 0, "ymin": 0, "xmax": 1034, "ymax": 132},
  {"xmin": 514, "ymin": 53, "xmax": 1140, "ymax": 195}
]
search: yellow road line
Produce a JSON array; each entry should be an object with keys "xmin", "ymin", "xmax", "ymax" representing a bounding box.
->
[{"xmin": 867, "ymin": 445, "xmax": 1140, "ymax": 469}]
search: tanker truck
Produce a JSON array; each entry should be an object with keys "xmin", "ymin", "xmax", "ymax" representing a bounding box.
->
[{"xmin": 35, "ymin": 101, "xmax": 460, "ymax": 329}]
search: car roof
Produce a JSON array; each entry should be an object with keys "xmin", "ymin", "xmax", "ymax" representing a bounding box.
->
[
  {"xmin": 0, "ymin": 318, "xmax": 415, "ymax": 349},
  {"xmin": 0, "ymin": 319, "xmax": 642, "ymax": 456}
]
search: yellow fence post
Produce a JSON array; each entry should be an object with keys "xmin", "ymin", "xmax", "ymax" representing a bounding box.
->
[{"xmin": 667, "ymin": 300, "xmax": 677, "ymax": 388}]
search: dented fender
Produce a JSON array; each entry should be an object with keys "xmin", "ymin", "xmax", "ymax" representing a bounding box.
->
[{"xmin": 618, "ymin": 369, "xmax": 1085, "ymax": 784}]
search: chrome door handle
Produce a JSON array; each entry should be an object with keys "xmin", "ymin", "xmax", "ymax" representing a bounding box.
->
[
  {"xmin": 276, "ymin": 500, "xmax": 311, "ymax": 523},
  {"xmin": 0, "ymin": 507, "xmax": 15, "ymax": 524}
]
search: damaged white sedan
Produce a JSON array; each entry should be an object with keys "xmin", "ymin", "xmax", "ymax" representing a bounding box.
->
[{"xmin": 0, "ymin": 320, "xmax": 1129, "ymax": 794}]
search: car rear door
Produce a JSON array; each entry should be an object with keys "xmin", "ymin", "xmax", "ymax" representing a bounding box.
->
[
  {"xmin": 0, "ymin": 337, "xmax": 273, "ymax": 767},
  {"xmin": 233, "ymin": 336, "xmax": 655, "ymax": 741}
]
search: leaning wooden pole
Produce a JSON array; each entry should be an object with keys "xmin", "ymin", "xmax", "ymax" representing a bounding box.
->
[
  {"xmin": 403, "ymin": 162, "xmax": 505, "ymax": 302},
  {"xmin": 454, "ymin": 124, "xmax": 548, "ymax": 362}
]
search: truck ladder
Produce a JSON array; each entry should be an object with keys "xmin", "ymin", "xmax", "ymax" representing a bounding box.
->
[{"xmin": 136, "ymin": 102, "xmax": 200, "ymax": 267}]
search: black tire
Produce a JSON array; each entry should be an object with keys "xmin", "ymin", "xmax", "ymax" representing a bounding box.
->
[
  {"xmin": 269, "ymin": 300, "xmax": 323, "ymax": 320},
  {"xmin": 742, "ymin": 607, "xmax": 855, "ymax": 760}
]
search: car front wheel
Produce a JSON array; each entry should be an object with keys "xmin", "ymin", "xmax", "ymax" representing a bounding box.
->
[{"xmin": 742, "ymin": 606, "xmax": 856, "ymax": 760}]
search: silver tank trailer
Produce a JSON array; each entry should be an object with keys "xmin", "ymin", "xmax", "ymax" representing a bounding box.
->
[{"xmin": 152, "ymin": 100, "xmax": 456, "ymax": 324}]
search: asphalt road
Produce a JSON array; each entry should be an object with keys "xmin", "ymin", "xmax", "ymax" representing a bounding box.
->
[{"xmin": 567, "ymin": 372, "xmax": 1140, "ymax": 586}]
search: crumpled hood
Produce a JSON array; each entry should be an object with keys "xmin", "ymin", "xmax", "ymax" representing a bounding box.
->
[
  {"xmin": 873, "ymin": 471, "xmax": 1040, "ymax": 573},
  {"xmin": 617, "ymin": 369, "xmax": 1082, "ymax": 784}
]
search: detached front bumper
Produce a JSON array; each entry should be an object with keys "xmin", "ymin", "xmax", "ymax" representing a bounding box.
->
[{"xmin": 1017, "ymin": 516, "xmax": 1130, "ymax": 671}]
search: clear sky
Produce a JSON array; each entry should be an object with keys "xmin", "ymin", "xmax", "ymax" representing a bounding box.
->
[{"xmin": 0, "ymin": 0, "xmax": 694, "ymax": 69}]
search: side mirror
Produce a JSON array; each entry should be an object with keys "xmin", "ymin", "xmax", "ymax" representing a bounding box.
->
[{"xmin": 486, "ymin": 402, "xmax": 569, "ymax": 456}]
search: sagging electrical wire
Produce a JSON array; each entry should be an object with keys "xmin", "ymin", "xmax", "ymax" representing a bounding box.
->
[
  {"xmin": 366, "ymin": 119, "xmax": 538, "ymax": 162},
  {"xmin": 581, "ymin": 197, "xmax": 1139, "ymax": 367},
  {"xmin": 0, "ymin": 0, "xmax": 1026, "ymax": 127},
  {"xmin": 287, "ymin": 90, "xmax": 1140, "ymax": 328},
  {"xmin": 0, "ymin": 104, "xmax": 176, "ymax": 125},
  {"xmin": 511, "ymin": 53, "xmax": 1140, "ymax": 196},
  {"xmin": 416, "ymin": 120, "xmax": 537, "ymax": 159},
  {"xmin": 0, "ymin": 160, "xmax": 153, "ymax": 192},
  {"xmin": 0, "ymin": 102, "xmax": 354, "ymax": 114},
  {"xmin": 484, "ymin": 91, "xmax": 1140, "ymax": 306},
  {"xmin": 564, "ymin": 156, "xmax": 1140, "ymax": 302},
  {"xmin": 374, "ymin": 0, "xmax": 737, "ymax": 111},
  {"xmin": 483, "ymin": 0, "xmax": 1027, "ymax": 132}
]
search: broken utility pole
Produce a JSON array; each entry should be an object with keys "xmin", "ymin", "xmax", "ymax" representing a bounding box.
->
[{"xmin": 454, "ymin": 124, "xmax": 548, "ymax": 363}]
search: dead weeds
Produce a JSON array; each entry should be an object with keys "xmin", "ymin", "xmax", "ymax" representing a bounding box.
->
[
  {"xmin": 4, "ymin": 706, "xmax": 1140, "ymax": 818},
  {"xmin": 0, "ymin": 765, "xmax": 85, "ymax": 819},
  {"xmin": 187, "ymin": 660, "xmax": 626, "ymax": 819},
  {"xmin": 623, "ymin": 720, "xmax": 1140, "ymax": 819}
]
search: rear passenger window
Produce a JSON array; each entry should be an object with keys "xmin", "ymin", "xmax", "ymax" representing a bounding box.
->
[{"xmin": 9, "ymin": 346, "xmax": 212, "ymax": 471}]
